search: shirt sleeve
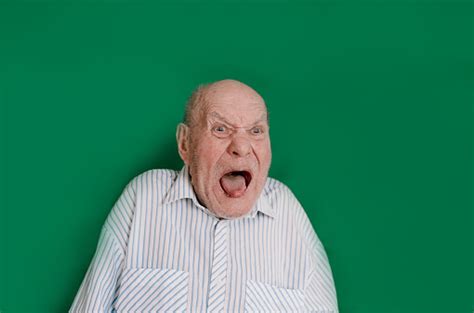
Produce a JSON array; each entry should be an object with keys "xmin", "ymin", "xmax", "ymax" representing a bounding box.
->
[
  {"xmin": 304, "ymin": 239, "xmax": 339, "ymax": 312},
  {"xmin": 286, "ymin": 187, "xmax": 339, "ymax": 312},
  {"xmin": 69, "ymin": 179, "xmax": 137, "ymax": 313},
  {"xmin": 69, "ymin": 226, "xmax": 123, "ymax": 312}
]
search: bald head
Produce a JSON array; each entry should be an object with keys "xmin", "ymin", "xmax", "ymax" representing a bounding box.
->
[{"xmin": 183, "ymin": 79, "xmax": 267, "ymax": 128}]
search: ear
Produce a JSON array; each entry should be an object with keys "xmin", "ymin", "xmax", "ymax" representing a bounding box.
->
[{"xmin": 176, "ymin": 123, "xmax": 190, "ymax": 165}]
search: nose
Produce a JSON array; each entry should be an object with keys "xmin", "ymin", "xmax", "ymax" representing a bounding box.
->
[{"xmin": 227, "ymin": 135, "xmax": 251, "ymax": 158}]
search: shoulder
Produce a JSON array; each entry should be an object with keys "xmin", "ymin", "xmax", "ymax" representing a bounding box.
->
[
  {"xmin": 262, "ymin": 176, "xmax": 302, "ymax": 213},
  {"xmin": 263, "ymin": 176, "xmax": 322, "ymax": 246},
  {"xmin": 127, "ymin": 168, "xmax": 179, "ymax": 189}
]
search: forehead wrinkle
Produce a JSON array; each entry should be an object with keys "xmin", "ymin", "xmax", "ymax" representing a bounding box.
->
[{"xmin": 208, "ymin": 111, "xmax": 268, "ymax": 128}]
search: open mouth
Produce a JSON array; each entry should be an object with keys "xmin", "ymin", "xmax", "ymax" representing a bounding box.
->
[{"xmin": 219, "ymin": 170, "xmax": 252, "ymax": 198}]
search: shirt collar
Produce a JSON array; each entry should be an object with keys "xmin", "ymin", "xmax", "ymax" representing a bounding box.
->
[{"xmin": 163, "ymin": 165, "xmax": 275, "ymax": 219}]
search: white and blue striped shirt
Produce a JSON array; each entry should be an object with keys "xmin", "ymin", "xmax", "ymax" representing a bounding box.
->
[{"xmin": 70, "ymin": 166, "xmax": 338, "ymax": 312}]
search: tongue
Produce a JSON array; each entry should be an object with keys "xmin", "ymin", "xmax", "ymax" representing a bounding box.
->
[{"xmin": 220, "ymin": 173, "xmax": 247, "ymax": 197}]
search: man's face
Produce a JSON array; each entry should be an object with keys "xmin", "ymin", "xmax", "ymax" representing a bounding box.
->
[{"xmin": 179, "ymin": 81, "xmax": 272, "ymax": 219}]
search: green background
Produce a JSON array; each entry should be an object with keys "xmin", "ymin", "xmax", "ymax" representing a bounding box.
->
[{"xmin": 1, "ymin": 0, "xmax": 472, "ymax": 312}]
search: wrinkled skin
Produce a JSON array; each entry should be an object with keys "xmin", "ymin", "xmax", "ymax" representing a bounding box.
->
[{"xmin": 177, "ymin": 79, "xmax": 272, "ymax": 219}]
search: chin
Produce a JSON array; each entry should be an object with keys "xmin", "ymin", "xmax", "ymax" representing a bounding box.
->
[{"xmin": 208, "ymin": 186, "xmax": 259, "ymax": 219}]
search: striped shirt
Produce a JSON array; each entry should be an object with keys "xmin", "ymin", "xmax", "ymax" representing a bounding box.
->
[{"xmin": 69, "ymin": 166, "xmax": 338, "ymax": 312}]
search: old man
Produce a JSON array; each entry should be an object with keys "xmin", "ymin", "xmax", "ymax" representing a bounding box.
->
[{"xmin": 70, "ymin": 79, "xmax": 338, "ymax": 312}]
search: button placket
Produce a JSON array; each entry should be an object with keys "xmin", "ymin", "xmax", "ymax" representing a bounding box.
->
[{"xmin": 207, "ymin": 220, "xmax": 229, "ymax": 312}]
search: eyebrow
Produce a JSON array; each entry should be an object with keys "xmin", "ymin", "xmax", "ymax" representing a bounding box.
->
[{"xmin": 209, "ymin": 111, "xmax": 267, "ymax": 128}]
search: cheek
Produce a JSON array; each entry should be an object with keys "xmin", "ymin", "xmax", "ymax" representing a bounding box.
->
[
  {"xmin": 194, "ymin": 139, "xmax": 227, "ymax": 168},
  {"xmin": 255, "ymin": 141, "xmax": 272, "ymax": 163}
]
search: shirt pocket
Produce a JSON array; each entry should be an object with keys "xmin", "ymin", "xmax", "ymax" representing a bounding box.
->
[
  {"xmin": 245, "ymin": 279, "xmax": 306, "ymax": 312},
  {"xmin": 114, "ymin": 267, "xmax": 189, "ymax": 313}
]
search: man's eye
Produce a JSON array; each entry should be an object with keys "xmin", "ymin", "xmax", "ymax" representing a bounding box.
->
[
  {"xmin": 251, "ymin": 127, "xmax": 263, "ymax": 134},
  {"xmin": 212, "ymin": 125, "xmax": 230, "ymax": 136},
  {"xmin": 214, "ymin": 126, "xmax": 226, "ymax": 132}
]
